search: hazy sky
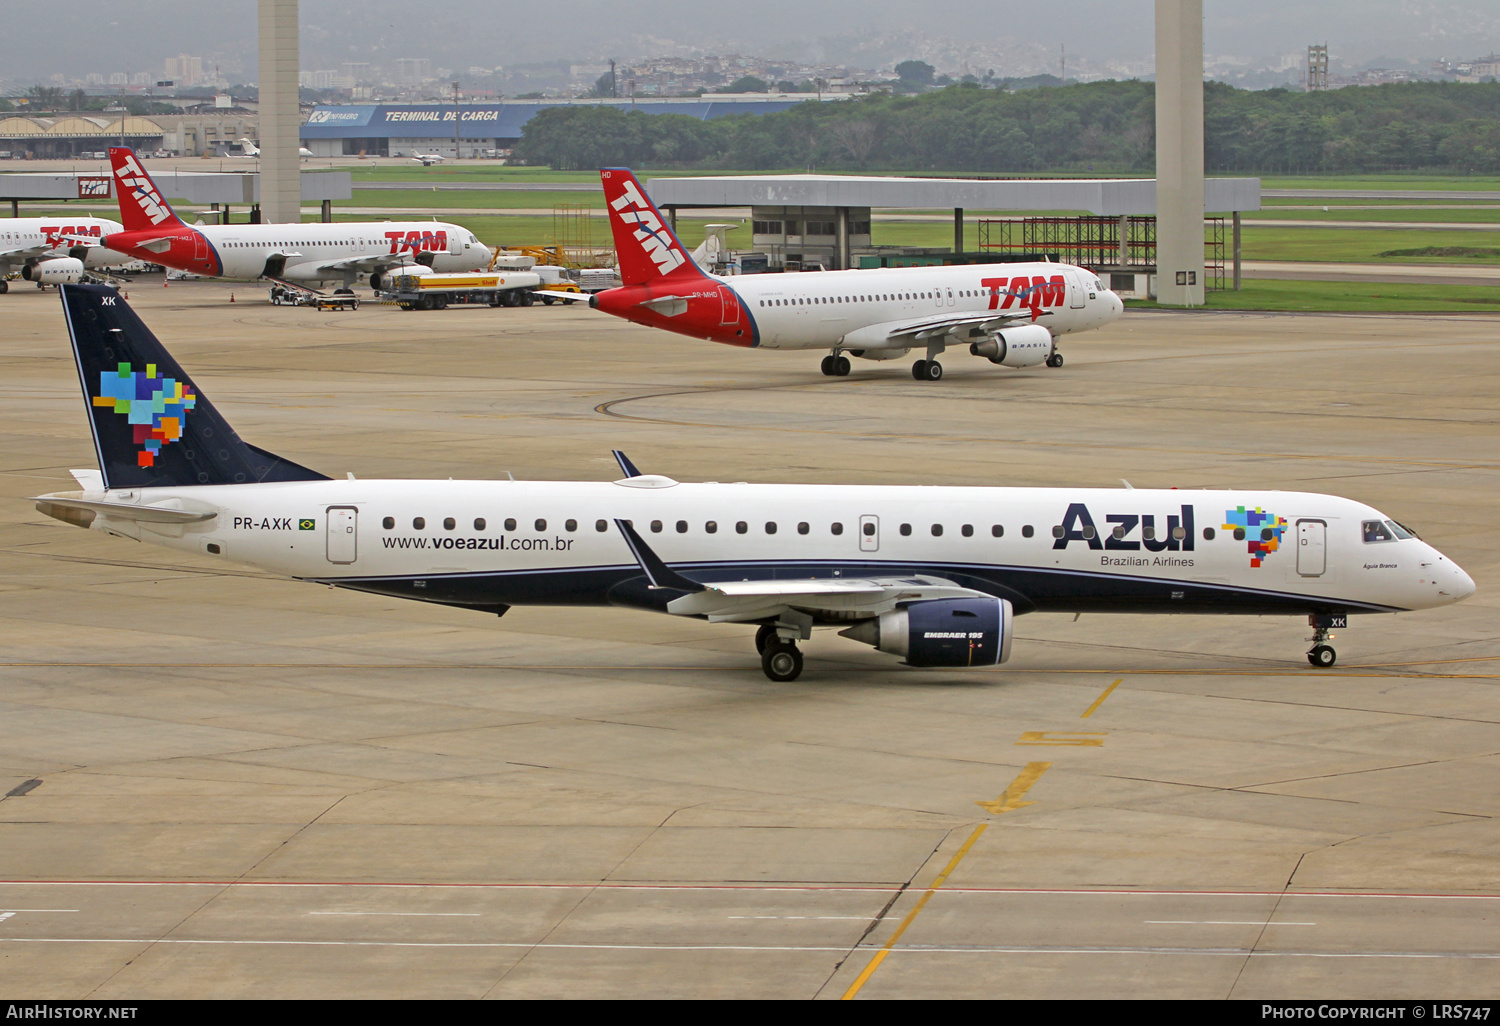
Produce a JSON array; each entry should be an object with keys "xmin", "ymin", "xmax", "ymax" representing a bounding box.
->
[{"xmin": 6, "ymin": 1, "xmax": 1499, "ymax": 82}]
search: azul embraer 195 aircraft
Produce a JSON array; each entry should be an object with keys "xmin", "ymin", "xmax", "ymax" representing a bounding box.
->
[
  {"xmin": 99, "ymin": 148, "xmax": 491, "ymax": 290},
  {"xmin": 38, "ymin": 284, "xmax": 1473, "ymax": 680},
  {"xmin": 571, "ymin": 169, "xmax": 1124, "ymax": 381}
]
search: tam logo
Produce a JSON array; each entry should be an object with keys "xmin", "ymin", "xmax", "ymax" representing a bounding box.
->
[
  {"xmin": 385, "ymin": 230, "xmax": 448, "ymax": 254},
  {"xmin": 42, "ymin": 224, "xmax": 103, "ymax": 248},
  {"xmin": 608, "ymin": 177, "xmax": 684, "ymax": 274},
  {"xmin": 114, "ymin": 153, "xmax": 173, "ymax": 225},
  {"xmin": 981, "ymin": 275, "xmax": 1066, "ymax": 319}
]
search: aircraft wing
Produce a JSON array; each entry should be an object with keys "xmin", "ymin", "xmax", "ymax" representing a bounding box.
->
[
  {"xmin": 846, "ymin": 309, "xmax": 1047, "ymax": 350},
  {"xmin": 665, "ymin": 575, "xmax": 989, "ymax": 623},
  {"xmin": 0, "ymin": 242, "xmax": 48, "ymax": 261},
  {"xmin": 614, "ymin": 517, "xmax": 985, "ymax": 622},
  {"xmin": 293, "ymin": 254, "xmax": 398, "ymax": 275}
]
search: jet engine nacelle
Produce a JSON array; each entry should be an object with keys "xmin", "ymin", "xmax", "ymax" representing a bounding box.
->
[
  {"xmin": 24, "ymin": 257, "xmax": 85, "ymax": 284},
  {"xmin": 970, "ymin": 324, "xmax": 1053, "ymax": 368},
  {"xmin": 369, "ymin": 264, "xmax": 432, "ymax": 291},
  {"xmin": 840, "ymin": 597, "xmax": 1014, "ymax": 667}
]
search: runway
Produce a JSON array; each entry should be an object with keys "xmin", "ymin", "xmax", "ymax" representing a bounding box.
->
[{"xmin": 1, "ymin": 281, "xmax": 1496, "ymax": 998}]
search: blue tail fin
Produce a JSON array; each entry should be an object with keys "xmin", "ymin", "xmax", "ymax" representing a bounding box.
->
[{"xmin": 60, "ymin": 283, "xmax": 328, "ymax": 489}]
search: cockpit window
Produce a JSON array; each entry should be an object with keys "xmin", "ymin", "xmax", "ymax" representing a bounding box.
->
[
  {"xmin": 1362, "ymin": 520, "xmax": 1395, "ymax": 543},
  {"xmin": 1386, "ymin": 520, "xmax": 1417, "ymax": 540}
]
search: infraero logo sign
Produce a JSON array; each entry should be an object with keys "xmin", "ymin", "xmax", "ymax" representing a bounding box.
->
[
  {"xmin": 603, "ymin": 171, "xmax": 685, "ymax": 275},
  {"xmin": 114, "ymin": 153, "xmax": 173, "ymax": 226}
]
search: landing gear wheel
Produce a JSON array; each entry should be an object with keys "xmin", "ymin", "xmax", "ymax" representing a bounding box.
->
[
  {"xmin": 755, "ymin": 624, "xmax": 777, "ymax": 654},
  {"xmin": 922, "ymin": 360, "xmax": 943, "ymax": 381},
  {"xmin": 834, "ymin": 355, "xmax": 850, "ymax": 376},
  {"xmin": 912, "ymin": 359, "xmax": 928, "ymax": 380},
  {"xmin": 1308, "ymin": 645, "xmax": 1337, "ymax": 668},
  {"xmin": 1046, "ymin": 353, "xmax": 1064, "ymax": 368},
  {"xmin": 0, "ymin": 279, "xmax": 8, "ymax": 294},
  {"xmin": 335, "ymin": 287, "xmax": 354, "ymax": 295},
  {"xmin": 820, "ymin": 355, "xmax": 836, "ymax": 376},
  {"xmin": 761, "ymin": 642, "xmax": 803, "ymax": 682}
]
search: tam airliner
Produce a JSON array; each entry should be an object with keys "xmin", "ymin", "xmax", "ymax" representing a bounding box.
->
[
  {"xmin": 0, "ymin": 216, "xmax": 130, "ymax": 293},
  {"xmin": 99, "ymin": 147, "xmax": 491, "ymax": 290},
  {"xmin": 35, "ymin": 283, "xmax": 1474, "ymax": 681},
  {"xmin": 563, "ymin": 168, "xmax": 1125, "ymax": 380}
]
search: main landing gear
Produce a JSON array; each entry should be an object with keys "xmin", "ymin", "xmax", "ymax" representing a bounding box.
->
[
  {"xmin": 911, "ymin": 358, "xmax": 943, "ymax": 381},
  {"xmin": 755, "ymin": 621, "xmax": 807, "ymax": 682},
  {"xmin": 1306, "ymin": 613, "xmax": 1345, "ymax": 668},
  {"xmin": 820, "ymin": 353, "xmax": 851, "ymax": 377}
]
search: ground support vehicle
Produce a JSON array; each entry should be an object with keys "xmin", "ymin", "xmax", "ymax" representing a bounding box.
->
[
  {"xmin": 269, "ymin": 280, "xmax": 359, "ymax": 311},
  {"xmin": 385, "ymin": 272, "xmax": 542, "ymax": 311}
]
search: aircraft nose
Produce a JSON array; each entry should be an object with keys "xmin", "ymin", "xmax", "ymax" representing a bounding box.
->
[{"xmin": 1446, "ymin": 561, "xmax": 1477, "ymax": 603}]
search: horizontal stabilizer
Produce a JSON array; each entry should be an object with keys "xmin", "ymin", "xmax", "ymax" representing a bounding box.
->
[{"xmin": 33, "ymin": 494, "xmax": 217, "ymax": 524}]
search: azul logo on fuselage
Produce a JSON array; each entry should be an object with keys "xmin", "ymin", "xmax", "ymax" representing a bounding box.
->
[
  {"xmin": 607, "ymin": 177, "xmax": 685, "ymax": 274},
  {"xmin": 1053, "ymin": 502, "xmax": 1196, "ymax": 551}
]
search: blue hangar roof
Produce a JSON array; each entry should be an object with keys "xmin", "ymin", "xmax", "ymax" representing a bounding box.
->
[{"xmin": 300, "ymin": 99, "xmax": 807, "ymax": 140}]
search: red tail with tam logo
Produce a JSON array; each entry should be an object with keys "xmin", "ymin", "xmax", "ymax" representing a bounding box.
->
[
  {"xmin": 108, "ymin": 147, "xmax": 185, "ymax": 232},
  {"xmin": 600, "ymin": 168, "xmax": 707, "ymax": 286}
]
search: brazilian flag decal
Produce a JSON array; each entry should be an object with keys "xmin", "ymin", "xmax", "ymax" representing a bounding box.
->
[{"xmin": 298, "ymin": 518, "xmax": 316, "ymax": 531}]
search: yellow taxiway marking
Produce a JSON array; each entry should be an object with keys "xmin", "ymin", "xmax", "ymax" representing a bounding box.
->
[
  {"xmin": 1015, "ymin": 731, "xmax": 1107, "ymax": 747},
  {"xmin": 840, "ymin": 822, "xmax": 990, "ymax": 1000},
  {"xmin": 975, "ymin": 761, "xmax": 1054, "ymax": 816},
  {"xmin": 1082, "ymin": 678, "xmax": 1123, "ymax": 718}
]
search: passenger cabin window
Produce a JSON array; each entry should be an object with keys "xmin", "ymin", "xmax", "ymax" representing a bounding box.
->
[
  {"xmin": 383, "ymin": 517, "xmax": 394, "ymax": 529},
  {"xmin": 595, "ymin": 519, "xmax": 608, "ymax": 532},
  {"xmin": 961, "ymin": 524, "xmax": 973, "ymax": 537},
  {"xmin": 899, "ymin": 523, "xmax": 912, "ymax": 536},
  {"xmin": 705, "ymin": 521, "xmax": 718, "ymax": 534},
  {"xmin": 931, "ymin": 524, "xmax": 943, "ymax": 537},
  {"xmin": 413, "ymin": 517, "xmax": 425, "ymax": 530},
  {"xmin": 676, "ymin": 520, "xmax": 688, "ymax": 534},
  {"xmin": 535, "ymin": 519, "xmax": 547, "ymax": 532},
  {"xmin": 505, "ymin": 518, "xmax": 517, "ymax": 531},
  {"xmin": 765, "ymin": 522, "xmax": 777, "ymax": 534},
  {"xmin": 475, "ymin": 518, "xmax": 486, "ymax": 531},
  {"xmin": 863, "ymin": 522, "xmax": 876, "ymax": 537},
  {"xmin": 832, "ymin": 523, "xmax": 844, "ymax": 535},
  {"xmin": 565, "ymin": 519, "xmax": 576, "ymax": 532},
  {"xmin": 736, "ymin": 522, "xmax": 748, "ymax": 534},
  {"xmin": 797, "ymin": 522, "xmax": 809, "ymax": 535},
  {"xmin": 1203, "ymin": 527, "xmax": 1216, "ymax": 540},
  {"xmin": 443, "ymin": 518, "xmax": 456, "ymax": 531},
  {"xmin": 1363, "ymin": 520, "xmax": 1395, "ymax": 543},
  {"xmin": 650, "ymin": 520, "xmax": 663, "ymax": 533},
  {"xmin": 1233, "ymin": 527, "xmax": 1246, "ymax": 541},
  {"xmin": 1021, "ymin": 525, "xmax": 1034, "ymax": 538}
]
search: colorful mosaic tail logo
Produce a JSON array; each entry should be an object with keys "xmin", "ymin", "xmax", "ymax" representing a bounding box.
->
[
  {"xmin": 1223, "ymin": 506, "xmax": 1287, "ymax": 568},
  {"xmin": 93, "ymin": 362, "xmax": 197, "ymax": 468}
]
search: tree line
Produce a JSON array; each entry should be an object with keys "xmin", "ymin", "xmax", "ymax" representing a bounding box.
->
[{"xmin": 515, "ymin": 79, "xmax": 1500, "ymax": 174}]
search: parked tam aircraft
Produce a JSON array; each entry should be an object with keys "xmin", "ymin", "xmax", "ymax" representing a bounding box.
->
[
  {"xmin": 561, "ymin": 168, "xmax": 1125, "ymax": 381},
  {"xmin": 0, "ymin": 216, "xmax": 130, "ymax": 293},
  {"xmin": 36, "ymin": 284, "xmax": 1475, "ymax": 680},
  {"xmin": 99, "ymin": 147, "xmax": 491, "ymax": 290}
]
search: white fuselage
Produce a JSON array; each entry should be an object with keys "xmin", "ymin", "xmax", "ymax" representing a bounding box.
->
[
  {"xmin": 0, "ymin": 217, "xmax": 131, "ymax": 272},
  {"xmin": 69, "ymin": 479, "xmax": 1473, "ymax": 618},
  {"xmin": 731, "ymin": 261, "xmax": 1120, "ymax": 350},
  {"xmin": 201, "ymin": 221, "xmax": 491, "ymax": 282}
]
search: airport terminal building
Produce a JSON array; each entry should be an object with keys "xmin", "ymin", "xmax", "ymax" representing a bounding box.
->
[{"xmin": 298, "ymin": 96, "xmax": 822, "ymax": 159}]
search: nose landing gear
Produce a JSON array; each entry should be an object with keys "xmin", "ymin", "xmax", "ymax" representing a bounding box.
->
[
  {"xmin": 820, "ymin": 352, "xmax": 851, "ymax": 377},
  {"xmin": 1306, "ymin": 613, "xmax": 1346, "ymax": 668}
]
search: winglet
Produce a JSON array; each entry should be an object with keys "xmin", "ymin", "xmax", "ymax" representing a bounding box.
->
[
  {"xmin": 612, "ymin": 450, "xmax": 642, "ymax": 478},
  {"xmin": 614, "ymin": 518, "xmax": 704, "ymax": 592}
]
